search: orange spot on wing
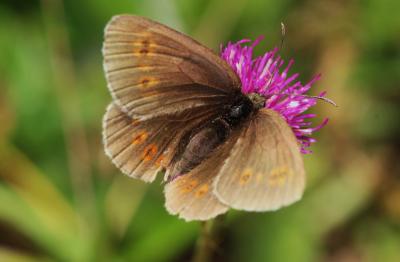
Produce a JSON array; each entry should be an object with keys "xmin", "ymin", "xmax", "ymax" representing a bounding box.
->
[
  {"xmin": 142, "ymin": 144, "xmax": 158, "ymax": 162},
  {"xmin": 139, "ymin": 77, "xmax": 157, "ymax": 88},
  {"xmin": 132, "ymin": 131, "xmax": 148, "ymax": 145},
  {"xmin": 132, "ymin": 38, "xmax": 152, "ymax": 54},
  {"xmin": 268, "ymin": 166, "xmax": 288, "ymax": 187},
  {"xmin": 142, "ymin": 78, "xmax": 149, "ymax": 85},
  {"xmin": 139, "ymin": 48, "xmax": 149, "ymax": 54},
  {"xmin": 155, "ymin": 154, "xmax": 165, "ymax": 167},
  {"xmin": 181, "ymin": 179, "xmax": 198, "ymax": 193},
  {"xmin": 131, "ymin": 119, "xmax": 141, "ymax": 127},
  {"xmin": 239, "ymin": 170, "xmax": 252, "ymax": 185},
  {"xmin": 195, "ymin": 184, "xmax": 209, "ymax": 197}
]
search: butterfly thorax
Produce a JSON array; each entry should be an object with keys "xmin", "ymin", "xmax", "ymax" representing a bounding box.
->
[{"xmin": 169, "ymin": 94, "xmax": 256, "ymax": 179}]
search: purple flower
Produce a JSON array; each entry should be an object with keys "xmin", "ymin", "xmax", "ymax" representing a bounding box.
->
[{"xmin": 221, "ymin": 37, "xmax": 329, "ymax": 153}]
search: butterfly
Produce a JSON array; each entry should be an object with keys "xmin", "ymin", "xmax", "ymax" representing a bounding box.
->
[{"xmin": 102, "ymin": 15, "xmax": 305, "ymax": 221}]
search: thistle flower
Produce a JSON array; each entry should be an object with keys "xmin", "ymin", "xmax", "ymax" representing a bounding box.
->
[{"xmin": 221, "ymin": 37, "xmax": 329, "ymax": 153}]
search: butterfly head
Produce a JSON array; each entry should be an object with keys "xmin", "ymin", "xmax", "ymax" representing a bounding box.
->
[
  {"xmin": 224, "ymin": 94, "xmax": 254, "ymax": 126},
  {"xmin": 247, "ymin": 92, "xmax": 266, "ymax": 110}
]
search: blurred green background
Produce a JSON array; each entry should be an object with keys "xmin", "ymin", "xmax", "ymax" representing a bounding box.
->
[{"xmin": 0, "ymin": 0, "xmax": 399, "ymax": 261}]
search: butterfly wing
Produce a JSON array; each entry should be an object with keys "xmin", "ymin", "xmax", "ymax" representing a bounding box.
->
[
  {"xmin": 103, "ymin": 15, "xmax": 240, "ymax": 119},
  {"xmin": 164, "ymin": 163, "xmax": 228, "ymax": 221},
  {"xmin": 164, "ymin": 129, "xmax": 242, "ymax": 221},
  {"xmin": 103, "ymin": 103, "xmax": 221, "ymax": 182},
  {"xmin": 213, "ymin": 109, "xmax": 305, "ymax": 211}
]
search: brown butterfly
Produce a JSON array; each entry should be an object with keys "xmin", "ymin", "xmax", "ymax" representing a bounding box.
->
[{"xmin": 102, "ymin": 15, "xmax": 305, "ymax": 221}]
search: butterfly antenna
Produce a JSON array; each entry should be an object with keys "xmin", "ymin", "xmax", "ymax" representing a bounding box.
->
[
  {"xmin": 280, "ymin": 22, "xmax": 286, "ymax": 51},
  {"xmin": 301, "ymin": 95, "xmax": 338, "ymax": 107},
  {"xmin": 265, "ymin": 23, "xmax": 287, "ymax": 89}
]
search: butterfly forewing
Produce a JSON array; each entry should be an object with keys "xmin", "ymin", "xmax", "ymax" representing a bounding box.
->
[
  {"xmin": 103, "ymin": 15, "xmax": 240, "ymax": 119},
  {"xmin": 103, "ymin": 103, "xmax": 222, "ymax": 182},
  {"xmin": 213, "ymin": 109, "xmax": 305, "ymax": 211}
]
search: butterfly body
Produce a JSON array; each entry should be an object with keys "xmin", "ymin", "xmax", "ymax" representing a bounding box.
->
[
  {"xmin": 168, "ymin": 92, "xmax": 256, "ymax": 179},
  {"xmin": 102, "ymin": 15, "xmax": 306, "ymax": 221}
]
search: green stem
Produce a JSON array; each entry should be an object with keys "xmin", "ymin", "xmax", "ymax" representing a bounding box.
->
[{"xmin": 193, "ymin": 215, "xmax": 226, "ymax": 262}]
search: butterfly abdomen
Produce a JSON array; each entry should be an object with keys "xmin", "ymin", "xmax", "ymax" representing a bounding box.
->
[{"xmin": 170, "ymin": 119, "xmax": 229, "ymax": 176}]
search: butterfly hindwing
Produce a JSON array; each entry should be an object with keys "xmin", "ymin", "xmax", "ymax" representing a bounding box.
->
[
  {"xmin": 103, "ymin": 15, "xmax": 240, "ymax": 119},
  {"xmin": 164, "ymin": 169, "xmax": 228, "ymax": 221},
  {"xmin": 102, "ymin": 103, "xmax": 221, "ymax": 182},
  {"xmin": 164, "ymin": 129, "xmax": 242, "ymax": 221},
  {"xmin": 213, "ymin": 109, "xmax": 305, "ymax": 211}
]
